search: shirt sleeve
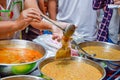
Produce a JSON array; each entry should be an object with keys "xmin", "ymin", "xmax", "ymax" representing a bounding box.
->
[{"xmin": 93, "ymin": 0, "xmax": 106, "ymax": 10}]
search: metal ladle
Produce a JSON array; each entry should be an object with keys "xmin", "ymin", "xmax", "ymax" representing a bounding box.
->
[
  {"xmin": 72, "ymin": 40, "xmax": 96, "ymax": 57},
  {"xmin": 41, "ymin": 14, "xmax": 76, "ymax": 37}
]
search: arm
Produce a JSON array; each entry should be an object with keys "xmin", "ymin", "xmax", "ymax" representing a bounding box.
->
[
  {"xmin": 0, "ymin": 21, "xmax": 17, "ymax": 34},
  {"xmin": 24, "ymin": 0, "xmax": 71, "ymax": 40},
  {"xmin": 48, "ymin": 0, "xmax": 57, "ymax": 20},
  {"xmin": 93, "ymin": 0, "xmax": 106, "ymax": 10},
  {"xmin": 24, "ymin": 0, "xmax": 53, "ymax": 30},
  {"xmin": 38, "ymin": 0, "xmax": 46, "ymax": 14},
  {"xmin": 0, "ymin": 9, "xmax": 39, "ymax": 35},
  {"xmin": 0, "ymin": 0, "xmax": 41, "ymax": 35}
]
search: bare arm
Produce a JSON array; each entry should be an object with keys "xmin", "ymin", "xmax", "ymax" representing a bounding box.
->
[
  {"xmin": 38, "ymin": 0, "xmax": 46, "ymax": 14},
  {"xmin": 48, "ymin": 0, "xmax": 57, "ymax": 20},
  {"xmin": 0, "ymin": 21, "xmax": 17, "ymax": 34},
  {"xmin": 24, "ymin": 0, "xmax": 53, "ymax": 30},
  {"xmin": 0, "ymin": 0, "xmax": 41, "ymax": 35}
]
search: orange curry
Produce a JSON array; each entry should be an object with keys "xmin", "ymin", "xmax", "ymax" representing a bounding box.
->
[{"xmin": 0, "ymin": 48, "xmax": 43, "ymax": 64}]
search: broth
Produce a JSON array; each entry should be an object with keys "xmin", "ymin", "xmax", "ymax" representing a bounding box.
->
[
  {"xmin": 0, "ymin": 48, "xmax": 43, "ymax": 64},
  {"xmin": 41, "ymin": 60, "xmax": 102, "ymax": 80},
  {"xmin": 82, "ymin": 46, "xmax": 120, "ymax": 60}
]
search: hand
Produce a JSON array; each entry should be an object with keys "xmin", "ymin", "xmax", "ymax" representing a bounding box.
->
[
  {"xmin": 52, "ymin": 22, "xmax": 72, "ymax": 41},
  {"xmin": 15, "ymin": 8, "xmax": 42, "ymax": 30},
  {"xmin": 114, "ymin": 0, "xmax": 120, "ymax": 5},
  {"xmin": 52, "ymin": 25, "xmax": 63, "ymax": 41}
]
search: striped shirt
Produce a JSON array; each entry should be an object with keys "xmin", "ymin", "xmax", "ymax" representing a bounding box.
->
[{"xmin": 93, "ymin": 0, "xmax": 114, "ymax": 42}]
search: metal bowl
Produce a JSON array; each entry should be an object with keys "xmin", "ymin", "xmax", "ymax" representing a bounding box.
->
[
  {"xmin": 0, "ymin": 39, "xmax": 47, "ymax": 77},
  {"xmin": 38, "ymin": 56, "xmax": 106, "ymax": 80},
  {"xmin": 78, "ymin": 41, "xmax": 120, "ymax": 61},
  {"xmin": 1, "ymin": 75, "xmax": 45, "ymax": 80},
  {"xmin": 78, "ymin": 41, "xmax": 120, "ymax": 71}
]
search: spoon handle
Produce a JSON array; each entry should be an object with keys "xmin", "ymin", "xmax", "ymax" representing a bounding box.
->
[
  {"xmin": 40, "ymin": 14, "xmax": 64, "ymax": 31},
  {"xmin": 72, "ymin": 40, "xmax": 94, "ymax": 57}
]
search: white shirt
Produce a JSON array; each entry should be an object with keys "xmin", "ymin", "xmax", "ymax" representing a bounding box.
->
[{"xmin": 57, "ymin": 0, "xmax": 98, "ymax": 41}]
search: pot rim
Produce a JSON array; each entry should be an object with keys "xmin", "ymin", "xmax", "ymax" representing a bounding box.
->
[
  {"xmin": 38, "ymin": 56, "xmax": 106, "ymax": 80},
  {"xmin": 78, "ymin": 41, "xmax": 120, "ymax": 61},
  {"xmin": 0, "ymin": 39, "xmax": 47, "ymax": 65},
  {"xmin": 1, "ymin": 75, "xmax": 44, "ymax": 80}
]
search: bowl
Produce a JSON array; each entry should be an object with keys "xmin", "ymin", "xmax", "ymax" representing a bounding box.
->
[
  {"xmin": 78, "ymin": 41, "xmax": 120, "ymax": 61},
  {"xmin": 1, "ymin": 75, "xmax": 45, "ymax": 80},
  {"xmin": 0, "ymin": 39, "xmax": 47, "ymax": 77},
  {"xmin": 38, "ymin": 56, "xmax": 106, "ymax": 80},
  {"xmin": 77, "ymin": 41, "xmax": 120, "ymax": 71}
]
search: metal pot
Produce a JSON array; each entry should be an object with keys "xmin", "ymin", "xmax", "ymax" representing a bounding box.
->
[
  {"xmin": 1, "ymin": 75, "xmax": 45, "ymax": 80},
  {"xmin": 0, "ymin": 39, "xmax": 47, "ymax": 77},
  {"xmin": 78, "ymin": 41, "xmax": 120, "ymax": 71},
  {"xmin": 38, "ymin": 56, "xmax": 106, "ymax": 80},
  {"xmin": 78, "ymin": 41, "xmax": 120, "ymax": 61}
]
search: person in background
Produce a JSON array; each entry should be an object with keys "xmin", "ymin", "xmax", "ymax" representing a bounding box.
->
[
  {"xmin": 0, "ymin": 0, "xmax": 64, "ymax": 40},
  {"xmin": 38, "ymin": 0, "xmax": 57, "ymax": 35},
  {"xmin": 38, "ymin": 0, "xmax": 57, "ymax": 20},
  {"xmin": 93, "ymin": 0, "xmax": 120, "ymax": 44},
  {"xmin": 49, "ymin": 0, "xmax": 98, "ymax": 43}
]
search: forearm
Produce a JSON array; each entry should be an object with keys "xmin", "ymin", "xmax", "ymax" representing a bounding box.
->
[
  {"xmin": 0, "ymin": 21, "xmax": 18, "ymax": 34},
  {"xmin": 24, "ymin": 0, "xmax": 42, "ymax": 13},
  {"xmin": 25, "ymin": 0, "xmax": 55, "ymax": 30},
  {"xmin": 30, "ymin": 20, "xmax": 53, "ymax": 31},
  {"xmin": 48, "ymin": 0, "xmax": 57, "ymax": 20},
  {"xmin": 38, "ymin": 0, "xmax": 46, "ymax": 14}
]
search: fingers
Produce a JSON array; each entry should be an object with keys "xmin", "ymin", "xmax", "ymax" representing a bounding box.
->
[
  {"xmin": 26, "ymin": 14, "xmax": 41, "ymax": 22},
  {"xmin": 23, "ymin": 8, "xmax": 42, "ymax": 22},
  {"xmin": 52, "ymin": 33, "xmax": 61, "ymax": 42}
]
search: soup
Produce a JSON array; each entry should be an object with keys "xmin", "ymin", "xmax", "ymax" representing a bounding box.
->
[
  {"xmin": 0, "ymin": 48, "xmax": 43, "ymax": 64},
  {"xmin": 82, "ymin": 46, "xmax": 120, "ymax": 60},
  {"xmin": 41, "ymin": 60, "xmax": 102, "ymax": 80}
]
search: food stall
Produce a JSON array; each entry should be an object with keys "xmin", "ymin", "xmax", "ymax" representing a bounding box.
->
[{"xmin": 0, "ymin": 34, "xmax": 120, "ymax": 80}]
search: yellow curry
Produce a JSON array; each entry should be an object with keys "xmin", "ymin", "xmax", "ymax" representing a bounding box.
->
[
  {"xmin": 41, "ymin": 60, "xmax": 102, "ymax": 80},
  {"xmin": 82, "ymin": 46, "xmax": 120, "ymax": 60}
]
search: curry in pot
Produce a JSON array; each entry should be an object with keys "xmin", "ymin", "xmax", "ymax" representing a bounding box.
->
[
  {"xmin": 41, "ymin": 60, "xmax": 102, "ymax": 80},
  {"xmin": 0, "ymin": 48, "xmax": 43, "ymax": 64},
  {"xmin": 82, "ymin": 46, "xmax": 120, "ymax": 60}
]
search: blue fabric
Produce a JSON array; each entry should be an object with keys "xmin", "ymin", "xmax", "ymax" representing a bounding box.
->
[
  {"xmin": 43, "ymin": 30, "xmax": 52, "ymax": 34},
  {"xmin": 107, "ymin": 37, "xmax": 114, "ymax": 44}
]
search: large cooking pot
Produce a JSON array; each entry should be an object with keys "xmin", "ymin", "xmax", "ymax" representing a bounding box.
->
[
  {"xmin": 1, "ymin": 75, "xmax": 44, "ymax": 80},
  {"xmin": 38, "ymin": 56, "xmax": 106, "ymax": 80},
  {"xmin": 78, "ymin": 41, "xmax": 120, "ymax": 61},
  {"xmin": 78, "ymin": 41, "xmax": 120, "ymax": 71},
  {"xmin": 0, "ymin": 39, "xmax": 47, "ymax": 77}
]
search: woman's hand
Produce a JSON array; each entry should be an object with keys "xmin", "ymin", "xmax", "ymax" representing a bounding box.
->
[
  {"xmin": 15, "ymin": 8, "xmax": 42, "ymax": 31},
  {"xmin": 114, "ymin": 0, "xmax": 120, "ymax": 5},
  {"xmin": 52, "ymin": 22, "xmax": 72, "ymax": 41}
]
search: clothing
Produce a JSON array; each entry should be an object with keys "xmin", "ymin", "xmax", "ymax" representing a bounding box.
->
[
  {"xmin": 0, "ymin": 0, "xmax": 24, "ymax": 39},
  {"xmin": 56, "ymin": 0, "xmax": 98, "ymax": 41},
  {"xmin": 93, "ymin": 0, "xmax": 119, "ymax": 43}
]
